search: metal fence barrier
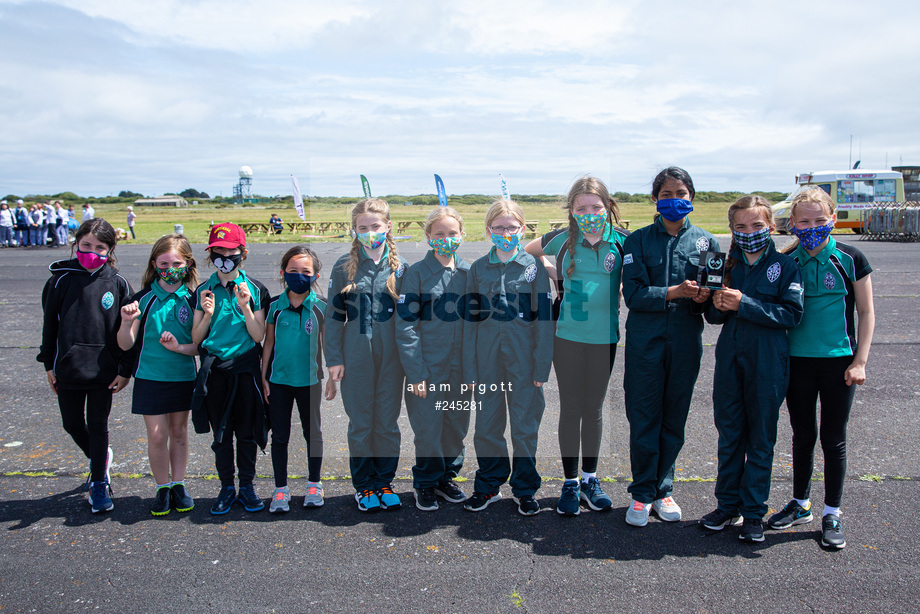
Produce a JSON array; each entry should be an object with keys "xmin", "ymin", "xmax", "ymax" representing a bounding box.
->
[{"xmin": 860, "ymin": 203, "xmax": 920, "ymax": 242}]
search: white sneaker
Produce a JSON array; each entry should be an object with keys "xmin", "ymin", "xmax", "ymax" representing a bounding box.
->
[
  {"xmin": 625, "ymin": 500, "xmax": 651, "ymax": 527},
  {"xmin": 652, "ymin": 496, "xmax": 682, "ymax": 522},
  {"xmin": 269, "ymin": 487, "xmax": 291, "ymax": 513}
]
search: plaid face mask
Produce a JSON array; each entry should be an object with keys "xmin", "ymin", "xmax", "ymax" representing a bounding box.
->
[{"xmin": 732, "ymin": 227, "xmax": 771, "ymax": 253}]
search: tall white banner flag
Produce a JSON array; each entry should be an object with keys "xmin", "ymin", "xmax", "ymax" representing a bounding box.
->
[{"xmin": 291, "ymin": 175, "xmax": 305, "ymax": 221}]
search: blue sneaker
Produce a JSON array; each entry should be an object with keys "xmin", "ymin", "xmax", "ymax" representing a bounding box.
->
[
  {"xmin": 356, "ymin": 489, "xmax": 381, "ymax": 512},
  {"xmin": 210, "ymin": 486, "xmax": 236, "ymax": 515},
  {"xmin": 556, "ymin": 480, "xmax": 581, "ymax": 516},
  {"xmin": 88, "ymin": 481, "xmax": 114, "ymax": 514},
  {"xmin": 237, "ymin": 484, "xmax": 265, "ymax": 512},
  {"xmin": 377, "ymin": 484, "xmax": 402, "ymax": 510},
  {"xmin": 580, "ymin": 477, "xmax": 612, "ymax": 512}
]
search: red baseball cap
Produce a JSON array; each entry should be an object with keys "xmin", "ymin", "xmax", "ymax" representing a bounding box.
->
[{"xmin": 208, "ymin": 223, "xmax": 246, "ymax": 249}]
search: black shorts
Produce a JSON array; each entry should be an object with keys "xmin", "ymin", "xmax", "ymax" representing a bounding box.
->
[{"xmin": 132, "ymin": 378, "xmax": 195, "ymax": 415}]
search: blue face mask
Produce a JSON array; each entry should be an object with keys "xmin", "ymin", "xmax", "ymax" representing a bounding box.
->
[
  {"xmin": 656, "ymin": 198, "xmax": 694, "ymax": 222},
  {"xmin": 792, "ymin": 223, "xmax": 833, "ymax": 251},
  {"xmin": 491, "ymin": 232, "xmax": 521, "ymax": 252},
  {"xmin": 284, "ymin": 272, "xmax": 316, "ymax": 294}
]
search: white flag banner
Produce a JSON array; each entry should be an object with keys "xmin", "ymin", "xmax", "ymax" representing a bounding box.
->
[{"xmin": 292, "ymin": 175, "xmax": 305, "ymax": 221}]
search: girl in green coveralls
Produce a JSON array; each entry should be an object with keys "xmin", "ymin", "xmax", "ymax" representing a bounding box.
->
[
  {"xmin": 262, "ymin": 246, "xmax": 336, "ymax": 513},
  {"xmin": 525, "ymin": 176, "xmax": 628, "ymax": 517},
  {"xmin": 325, "ymin": 199, "xmax": 409, "ymax": 513},
  {"xmin": 118, "ymin": 234, "xmax": 200, "ymax": 516},
  {"xmin": 621, "ymin": 167, "xmax": 719, "ymax": 527}
]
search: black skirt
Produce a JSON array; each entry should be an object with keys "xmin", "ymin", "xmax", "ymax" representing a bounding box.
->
[{"xmin": 132, "ymin": 378, "xmax": 195, "ymax": 416}]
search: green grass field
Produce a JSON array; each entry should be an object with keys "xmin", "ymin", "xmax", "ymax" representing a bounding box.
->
[{"xmin": 80, "ymin": 197, "xmax": 753, "ymax": 245}]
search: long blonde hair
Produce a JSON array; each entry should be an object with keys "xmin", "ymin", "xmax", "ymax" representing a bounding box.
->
[
  {"xmin": 141, "ymin": 234, "xmax": 199, "ymax": 290},
  {"xmin": 562, "ymin": 175, "xmax": 621, "ymax": 277},
  {"xmin": 343, "ymin": 198, "xmax": 400, "ymax": 299}
]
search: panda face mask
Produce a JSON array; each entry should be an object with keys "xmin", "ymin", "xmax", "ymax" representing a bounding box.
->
[{"xmin": 210, "ymin": 251, "xmax": 242, "ymax": 273}]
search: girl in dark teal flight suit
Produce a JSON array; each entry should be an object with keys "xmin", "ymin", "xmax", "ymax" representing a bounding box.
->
[
  {"xmin": 325, "ymin": 198, "xmax": 408, "ymax": 513},
  {"xmin": 396, "ymin": 207, "xmax": 472, "ymax": 512},
  {"xmin": 621, "ymin": 167, "xmax": 718, "ymax": 527},
  {"xmin": 698, "ymin": 195, "xmax": 804, "ymax": 543},
  {"xmin": 462, "ymin": 199, "xmax": 554, "ymax": 516}
]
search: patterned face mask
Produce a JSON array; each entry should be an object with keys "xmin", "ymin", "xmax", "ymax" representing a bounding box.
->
[
  {"xmin": 356, "ymin": 231, "xmax": 387, "ymax": 249},
  {"xmin": 491, "ymin": 232, "xmax": 521, "ymax": 252},
  {"xmin": 574, "ymin": 211, "xmax": 607, "ymax": 235},
  {"xmin": 428, "ymin": 236, "xmax": 461, "ymax": 256},
  {"xmin": 157, "ymin": 266, "xmax": 188, "ymax": 285},
  {"xmin": 792, "ymin": 223, "xmax": 833, "ymax": 251},
  {"xmin": 732, "ymin": 227, "xmax": 771, "ymax": 254}
]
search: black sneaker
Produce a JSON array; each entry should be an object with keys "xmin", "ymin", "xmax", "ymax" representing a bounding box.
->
[
  {"xmin": 88, "ymin": 481, "xmax": 114, "ymax": 514},
  {"xmin": 738, "ymin": 517, "xmax": 765, "ymax": 542},
  {"xmin": 210, "ymin": 486, "xmax": 236, "ymax": 515},
  {"xmin": 821, "ymin": 514, "xmax": 846, "ymax": 549},
  {"xmin": 170, "ymin": 483, "xmax": 195, "ymax": 512},
  {"xmin": 150, "ymin": 486, "xmax": 171, "ymax": 516},
  {"xmin": 463, "ymin": 491, "xmax": 502, "ymax": 512},
  {"xmin": 513, "ymin": 495, "xmax": 540, "ymax": 516},
  {"xmin": 435, "ymin": 479, "xmax": 467, "ymax": 503},
  {"xmin": 414, "ymin": 487, "xmax": 439, "ymax": 512},
  {"xmin": 237, "ymin": 484, "xmax": 265, "ymax": 512},
  {"xmin": 767, "ymin": 500, "xmax": 814, "ymax": 530},
  {"xmin": 699, "ymin": 508, "xmax": 742, "ymax": 531}
]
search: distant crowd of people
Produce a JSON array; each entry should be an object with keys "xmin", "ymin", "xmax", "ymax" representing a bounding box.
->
[{"xmin": 0, "ymin": 200, "xmax": 136, "ymax": 247}]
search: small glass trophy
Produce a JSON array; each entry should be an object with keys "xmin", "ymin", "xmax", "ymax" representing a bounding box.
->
[{"xmin": 697, "ymin": 250, "xmax": 726, "ymax": 289}]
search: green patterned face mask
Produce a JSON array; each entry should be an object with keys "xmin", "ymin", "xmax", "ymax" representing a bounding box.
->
[{"xmin": 157, "ymin": 266, "xmax": 187, "ymax": 285}]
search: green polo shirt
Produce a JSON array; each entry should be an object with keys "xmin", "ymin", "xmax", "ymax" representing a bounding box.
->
[
  {"xmin": 132, "ymin": 281, "xmax": 196, "ymax": 382},
  {"xmin": 196, "ymin": 269, "xmax": 270, "ymax": 361},
  {"xmin": 542, "ymin": 222, "xmax": 627, "ymax": 344},
  {"xmin": 487, "ymin": 244, "xmax": 521, "ymax": 264},
  {"xmin": 788, "ymin": 237, "xmax": 872, "ymax": 358},
  {"xmin": 266, "ymin": 289, "xmax": 326, "ymax": 387}
]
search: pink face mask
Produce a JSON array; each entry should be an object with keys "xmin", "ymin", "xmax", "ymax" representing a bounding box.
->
[{"xmin": 76, "ymin": 249, "xmax": 108, "ymax": 269}]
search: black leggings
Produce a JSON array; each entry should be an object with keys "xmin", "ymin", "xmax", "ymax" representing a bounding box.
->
[
  {"xmin": 553, "ymin": 336, "xmax": 617, "ymax": 480},
  {"xmin": 58, "ymin": 387, "xmax": 113, "ymax": 482},
  {"xmin": 268, "ymin": 382, "xmax": 323, "ymax": 486},
  {"xmin": 786, "ymin": 356, "xmax": 857, "ymax": 508}
]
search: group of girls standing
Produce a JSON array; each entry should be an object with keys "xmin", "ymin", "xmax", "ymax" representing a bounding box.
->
[{"xmin": 38, "ymin": 166, "xmax": 874, "ymax": 549}]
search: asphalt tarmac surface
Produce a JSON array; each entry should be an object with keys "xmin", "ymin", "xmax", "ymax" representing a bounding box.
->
[{"xmin": 1, "ymin": 234, "xmax": 918, "ymax": 612}]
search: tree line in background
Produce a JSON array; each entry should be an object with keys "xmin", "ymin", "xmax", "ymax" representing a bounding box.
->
[{"xmin": 2, "ymin": 189, "xmax": 789, "ymax": 205}]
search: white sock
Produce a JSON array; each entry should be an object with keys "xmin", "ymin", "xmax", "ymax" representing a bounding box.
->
[
  {"xmin": 794, "ymin": 498, "xmax": 811, "ymax": 510},
  {"xmin": 823, "ymin": 505, "xmax": 841, "ymax": 518},
  {"xmin": 581, "ymin": 472, "xmax": 596, "ymax": 484}
]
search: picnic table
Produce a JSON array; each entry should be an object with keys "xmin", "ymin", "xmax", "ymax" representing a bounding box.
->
[
  {"xmin": 396, "ymin": 220, "xmax": 427, "ymax": 233},
  {"xmin": 230, "ymin": 221, "xmax": 350, "ymax": 236}
]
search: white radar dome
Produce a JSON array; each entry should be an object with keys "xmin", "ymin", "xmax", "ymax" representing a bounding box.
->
[{"xmin": 239, "ymin": 166, "xmax": 253, "ymax": 178}]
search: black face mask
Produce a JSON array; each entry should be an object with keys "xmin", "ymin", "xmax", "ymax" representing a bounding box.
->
[{"xmin": 210, "ymin": 251, "xmax": 242, "ymax": 273}]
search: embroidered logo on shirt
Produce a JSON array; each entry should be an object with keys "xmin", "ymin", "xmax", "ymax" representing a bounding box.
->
[
  {"xmin": 604, "ymin": 252, "xmax": 617, "ymax": 272},
  {"xmin": 101, "ymin": 292, "xmax": 114, "ymax": 310},
  {"xmin": 178, "ymin": 304, "xmax": 190, "ymax": 324},
  {"xmin": 305, "ymin": 318, "xmax": 314, "ymax": 334},
  {"xmin": 524, "ymin": 264, "xmax": 537, "ymax": 283},
  {"xmin": 398, "ymin": 294, "xmax": 406, "ymax": 304},
  {"xmin": 766, "ymin": 262, "xmax": 781, "ymax": 283},
  {"xmin": 696, "ymin": 237, "xmax": 710, "ymax": 252},
  {"xmin": 623, "ymin": 253, "xmax": 634, "ymax": 265},
  {"xmin": 824, "ymin": 272, "xmax": 836, "ymax": 290},
  {"xmin": 395, "ymin": 263, "xmax": 406, "ymax": 278}
]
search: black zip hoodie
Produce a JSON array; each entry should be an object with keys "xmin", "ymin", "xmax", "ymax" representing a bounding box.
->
[{"xmin": 37, "ymin": 258, "xmax": 134, "ymax": 389}]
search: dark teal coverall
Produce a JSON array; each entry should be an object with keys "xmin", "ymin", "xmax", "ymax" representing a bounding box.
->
[
  {"xmin": 705, "ymin": 240, "xmax": 804, "ymax": 518},
  {"xmin": 621, "ymin": 217, "xmax": 719, "ymax": 503},
  {"xmin": 395, "ymin": 250, "xmax": 472, "ymax": 489},
  {"xmin": 325, "ymin": 247, "xmax": 408, "ymax": 492},
  {"xmin": 463, "ymin": 247, "xmax": 554, "ymax": 497}
]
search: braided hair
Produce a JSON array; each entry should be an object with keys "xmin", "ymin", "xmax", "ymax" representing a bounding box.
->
[
  {"xmin": 562, "ymin": 175, "xmax": 622, "ymax": 278},
  {"xmin": 343, "ymin": 198, "xmax": 401, "ymax": 299}
]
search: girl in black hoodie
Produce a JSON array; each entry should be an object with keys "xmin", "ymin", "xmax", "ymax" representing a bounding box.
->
[{"xmin": 38, "ymin": 219, "xmax": 133, "ymax": 513}]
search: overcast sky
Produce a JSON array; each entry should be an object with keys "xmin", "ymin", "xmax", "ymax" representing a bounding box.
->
[{"xmin": 2, "ymin": 0, "xmax": 918, "ymax": 198}]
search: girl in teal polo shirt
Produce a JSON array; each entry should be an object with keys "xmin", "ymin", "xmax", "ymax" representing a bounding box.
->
[
  {"xmin": 262, "ymin": 246, "xmax": 336, "ymax": 513},
  {"xmin": 767, "ymin": 187, "xmax": 875, "ymax": 549},
  {"xmin": 118, "ymin": 234, "xmax": 200, "ymax": 516},
  {"xmin": 525, "ymin": 176, "xmax": 628, "ymax": 517},
  {"xmin": 191, "ymin": 223, "xmax": 272, "ymax": 515},
  {"xmin": 325, "ymin": 198, "xmax": 408, "ymax": 513}
]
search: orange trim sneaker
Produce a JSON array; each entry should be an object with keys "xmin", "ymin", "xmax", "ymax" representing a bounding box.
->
[{"xmin": 625, "ymin": 500, "xmax": 651, "ymax": 527}]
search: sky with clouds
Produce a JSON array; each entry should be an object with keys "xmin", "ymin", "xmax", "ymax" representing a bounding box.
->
[{"xmin": 1, "ymin": 0, "xmax": 918, "ymax": 198}]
